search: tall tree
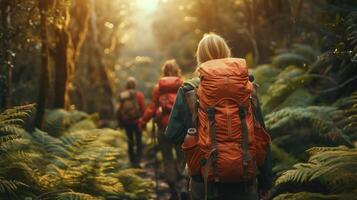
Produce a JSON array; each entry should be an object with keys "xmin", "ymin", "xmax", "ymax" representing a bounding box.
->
[
  {"xmin": 35, "ymin": 0, "xmax": 51, "ymax": 128},
  {"xmin": 0, "ymin": 0, "xmax": 13, "ymax": 109},
  {"xmin": 52, "ymin": 0, "xmax": 91, "ymax": 109},
  {"xmin": 52, "ymin": 5, "xmax": 74, "ymax": 109}
]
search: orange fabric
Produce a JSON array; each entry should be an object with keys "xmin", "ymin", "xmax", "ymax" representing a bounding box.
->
[
  {"xmin": 136, "ymin": 92, "xmax": 147, "ymax": 115},
  {"xmin": 182, "ymin": 58, "xmax": 270, "ymax": 182},
  {"xmin": 141, "ymin": 77, "xmax": 183, "ymax": 127},
  {"xmin": 141, "ymin": 84, "xmax": 159, "ymax": 125}
]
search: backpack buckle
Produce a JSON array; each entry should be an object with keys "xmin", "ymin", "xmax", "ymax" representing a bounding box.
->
[{"xmin": 239, "ymin": 107, "xmax": 246, "ymax": 118}]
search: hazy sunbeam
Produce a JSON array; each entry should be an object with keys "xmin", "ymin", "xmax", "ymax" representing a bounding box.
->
[{"xmin": 136, "ymin": 0, "xmax": 159, "ymax": 12}]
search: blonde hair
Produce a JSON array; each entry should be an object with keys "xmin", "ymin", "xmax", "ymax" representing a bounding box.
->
[
  {"xmin": 161, "ymin": 59, "xmax": 182, "ymax": 77},
  {"xmin": 196, "ymin": 33, "xmax": 231, "ymax": 65}
]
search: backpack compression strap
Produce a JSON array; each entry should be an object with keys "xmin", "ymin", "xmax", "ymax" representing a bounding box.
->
[
  {"xmin": 203, "ymin": 107, "xmax": 219, "ymax": 200},
  {"xmin": 238, "ymin": 105, "xmax": 250, "ymax": 180}
]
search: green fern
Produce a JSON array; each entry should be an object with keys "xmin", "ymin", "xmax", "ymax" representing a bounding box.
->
[
  {"xmin": 271, "ymin": 143, "xmax": 298, "ymax": 173},
  {"xmin": 0, "ymin": 107, "xmax": 153, "ymax": 199},
  {"xmin": 261, "ymin": 66, "xmax": 314, "ymax": 113},
  {"xmin": 275, "ymin": 147, "xmax": 357, "ymax": 187},
  {"xmin": 273, "ymin": 192, "xmax": 339, "ymax": 200},
  {"xmin": 272, "ymin": 43, "xmax": 318, "ymax": 68},
  {"xmin": 0, "ymin": 104, "xmax": 35, "ymax": 197},
  {"xmin": 0, "ymin": 177, "xmax": 28, "ymax": 194},
  {"xmin": 55, "ymin": 192, "xmax": 102, "ymax": 200},
  {"xmin": 250, "ymin": 65, "xmax": 281, "ymax": 97},
  {"xmin": 0, "ymin": 104, "xmax": 35, "ymax": 143},
  {"xmin": 266, "ymin": 106, "xmax": 354, "ymax": 149},
  {"xmin": 43, "ymin": 109, "xmax": 97, "ymax": 137}
]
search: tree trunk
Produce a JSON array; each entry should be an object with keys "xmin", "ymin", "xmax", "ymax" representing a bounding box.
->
[
  {"xmin": 35, "ymin": 0, "xmax": 50, "ymax": 128},
  {"xmin": 0, "ymin": 0, "xmax": 12, "ymax": 109},
  {"xmin": 53, "ymin": 26, "xmax": 74, "ymax": 109},
  {"xmin": 53, "ymin": 0, "xmax": 91, "ymax": 109},
  {"xmin": 294, "ymin": 0, "xmax": 304, "ymax": 23},
  {"xmin": 70, "ymin": 0, "xmax": 91, "ymax": 60},
  {"xmin": 243, "ymin": 0, "xmax": 260, "ymax": 66},
  {"xmin": 67, "ymin": 0, "xmax": 92, "ymax": 109}
]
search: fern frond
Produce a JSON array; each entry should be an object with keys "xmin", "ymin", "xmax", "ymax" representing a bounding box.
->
[
  {"xmin": 272, "ymin": 53, "xmax": 311, "ymax": 68},
  {"xmin": 273, "ymin": 192, "xmax": 339, "ymax": 200},
  {"xmin": 0, "ymin": 177, "xmax": 28, "ymax": 193},
  {"xmin": 0, "ymin": 104, "xmax": 35, "ymax": 122},
  {"xmin": 271, "ymin": 143, "xmax": 298, "ymax": 173},
  {"xmin": 307, "ymin": 146, "xmax": 349, "ymax": 155},
  {"xmin": 261, "ymin": 66, "xmax": 313, "ymax": 113},
  {"xmin": 275, "ymin": 147, "xmax": 357, "ymax": 189},
  {"xmin": 266, "ymin": 106, "xmax": 354, "ymax": 147}
]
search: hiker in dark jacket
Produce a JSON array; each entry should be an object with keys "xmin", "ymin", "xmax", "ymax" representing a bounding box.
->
[
  {"xmin": 117, "ymin": 77, "xmax": 146, "ymax": 167},
  {"xmin": 165, "ymin": 33, "xmax": 273, "ymax": 200}
]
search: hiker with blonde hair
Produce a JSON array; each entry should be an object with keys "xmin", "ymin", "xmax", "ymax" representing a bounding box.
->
[
  {"xmin": 165, "ymin": 33, "xmax": 273, "ymax": 200},
  {"xmin": 139, "ymin": 59, "xmax": 184, "ymax": 200}
]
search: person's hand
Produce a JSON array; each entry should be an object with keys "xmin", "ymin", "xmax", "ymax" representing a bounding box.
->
[
  {"xmin": 259, "ymin": 189, "xmax": 270, "ymax": 200},
  {"xmin": 137, "ymin": 118, "xmax": 146, "ymax": 131}
]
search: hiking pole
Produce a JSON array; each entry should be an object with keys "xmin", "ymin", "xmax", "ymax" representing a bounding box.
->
[{"xmin": 151, "ymin": 118, "xmax": 159, "ymax": 200}]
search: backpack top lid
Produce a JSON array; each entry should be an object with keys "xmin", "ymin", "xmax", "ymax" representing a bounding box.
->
[
  {"xmin": 158, "ymin": 76, "xmax": 183, "ymax": 94},
  {"xmin": 198, "ymin": 58, "xmax": 248, "ymax": 77},
  {"xmin": 197, "ymin": 58, "xmax": 253, "ymax": 107}
]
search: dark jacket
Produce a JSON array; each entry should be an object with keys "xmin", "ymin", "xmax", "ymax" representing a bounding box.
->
[{"xmin": 165, "ymin": 78, "xmax": 273, "ymax": 190}]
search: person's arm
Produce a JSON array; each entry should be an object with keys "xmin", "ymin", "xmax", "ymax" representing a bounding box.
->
[
  {"xmin": 257, "ymin": 145, "xmax": 273, "ymax": 191},
  {"xmin": 165, "ymin": 87, "xmax": 189, "ymax": 145},
  {"xmin": 251, "ymin": 83, "xmax": 273, "ymax": 196},
  {"xmin": 140, "ymin": 84, "xmax": 159, "ymax": 125},
  {"xmin": 136, "ymin": 92, "xmax": 146, "ymax": 115}
]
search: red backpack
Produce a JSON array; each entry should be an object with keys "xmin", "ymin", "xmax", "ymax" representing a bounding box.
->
[
  {"xmin": 156, "ymin": 76, "xmax": 183, "ymax": 126},
  {"xmin": 181, "ymin": 58, "xmax": 270, "ymax": 184}
]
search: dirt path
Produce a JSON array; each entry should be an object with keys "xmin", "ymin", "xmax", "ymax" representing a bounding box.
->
[{"xmin": 141, "ymin": 147, "xmax": 189, "ymax": 200}]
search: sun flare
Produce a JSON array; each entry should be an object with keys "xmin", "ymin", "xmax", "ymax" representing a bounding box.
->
[{"xmin": 136, "ymin": 0, "xmax": 159, "ymax": 12}]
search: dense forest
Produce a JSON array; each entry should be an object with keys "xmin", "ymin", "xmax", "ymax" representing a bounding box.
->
[{"xmin": 0, "ymin": 0, "xmax": 356, "ymax": 199}]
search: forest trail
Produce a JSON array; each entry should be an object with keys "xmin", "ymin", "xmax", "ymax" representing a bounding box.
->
[
  {"xmin": 141, "ymin": 150, "xmax": 171, "ymax": 200},
  {"xmin": 141, "ymin": 147, "xmax": 188, "ymax": 200},
  {"xmin": 0, "ymin": 0, "xmax": 356, "ymax": 199},
  {"xmin": 140, "ymin": 142, "xmax": 187, "ymax": 200}
]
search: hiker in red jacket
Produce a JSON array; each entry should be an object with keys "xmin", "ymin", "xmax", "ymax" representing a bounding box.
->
[
  {"xmin": 117, "ymin": 77, "xmax": 146, "ymax": 168},
  {"xmin": 139, "ymin": 59, "xmax": 184, "ymax": 200}
]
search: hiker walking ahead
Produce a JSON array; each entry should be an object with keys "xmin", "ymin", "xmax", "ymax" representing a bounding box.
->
[
  {"xmin": 117, "ymin": 77, "xmax": 146, "ymax": 167},
  {"xmin": 165, "ymin": 33, "xmax": 273, "ymax": 200},
  {"xmin": 139, "ymin": 59, "xmax": 184, "ymax": 200}
]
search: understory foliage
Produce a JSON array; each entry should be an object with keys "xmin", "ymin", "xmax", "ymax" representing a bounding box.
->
[
  {"xmin": 274, "ymin": 146, "xmax": 357, "ymax": 200},
  {"xmin": 253, "ymin": 8, "xmax": 357, "ymax": 199},
  {"xmin": 0, "ymin": 105, "xmax": 154, "ymax": 199}
]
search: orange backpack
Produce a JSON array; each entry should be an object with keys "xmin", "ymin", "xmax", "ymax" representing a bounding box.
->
[
  {"xmin": 156, "ymin": 76, "xmax": 183, "ymax": 126},
  {"xmin": 181, "ymin": 58, "xmax": 270, "ymax": 184}
]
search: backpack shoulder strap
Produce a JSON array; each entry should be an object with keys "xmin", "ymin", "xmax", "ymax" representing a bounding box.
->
[
  {"xmin": 183, "ymin": 78, "xmax": 200, "ymax": 127},
  {"xmin": 182, "ymin": 77, "xmax": 200, "ymax": 92},
  {"xmin": 250, "ymin": 83, "xmax": 267, "ymax": 130}
]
